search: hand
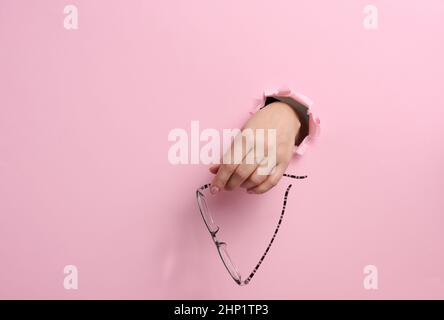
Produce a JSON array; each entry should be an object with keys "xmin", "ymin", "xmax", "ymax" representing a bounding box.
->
[{"xmin": 209, "ymin": 101, "xmax": 302, "ymax": 194}]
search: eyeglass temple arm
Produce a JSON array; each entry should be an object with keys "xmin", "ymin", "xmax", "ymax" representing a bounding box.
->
[{"xmin": 197, "ymin": 174, "xmax": 306, "ymax": 191}]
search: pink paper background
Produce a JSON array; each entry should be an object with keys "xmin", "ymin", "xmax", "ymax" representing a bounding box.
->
[{"xmin": 0, "ymin": 0, "xmax": 443, "ymax": 299}]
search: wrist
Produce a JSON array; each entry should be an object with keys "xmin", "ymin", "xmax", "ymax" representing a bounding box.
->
[{"xmin": 264, "ymin": 101, "xmax": 302, "ymax": 144}]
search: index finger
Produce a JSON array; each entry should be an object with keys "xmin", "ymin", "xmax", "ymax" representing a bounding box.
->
[{"xmin": 210, "ymin": 131, "xmax": 253, "ymax": 193}]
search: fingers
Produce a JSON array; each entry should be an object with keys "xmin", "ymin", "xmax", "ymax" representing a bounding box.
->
[
  {"xmin": 247, "ymin": 163, "xmax": 286, "ymax": 194},
  {"xmin": 239, "ymin": 158, "xmax": 268, "ymax": 189},
  {"xmin": 225, "ymin": 150, "xmax": 260, "ymax": 191},
  {"xmin": 209, "ymin": 164, "xmax": 219, "ymax": 174},
  {"xmin": 208, "ymin": 127, "xmax": 292, "ymax": 194},
  {"xmin": 210, "ymin": 131, "xmax": 254, "ymax": 194},
  {"xmin": 209, "ymin": 148, "xmax": 291, "ymax": 194},
  {"xmin": 210, "ymin": 163, "xmax": 238, "ymax": 194}
]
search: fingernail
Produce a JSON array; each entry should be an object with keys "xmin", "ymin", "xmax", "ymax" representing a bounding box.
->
[{"xmin": 210, "ymin": 186, "xmax": 220, "ymax": 194}]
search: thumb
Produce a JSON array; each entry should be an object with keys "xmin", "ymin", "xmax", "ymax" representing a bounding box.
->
[{"xmin": 209, "ymin": 164, "xmax": 220, "ymax": 174}]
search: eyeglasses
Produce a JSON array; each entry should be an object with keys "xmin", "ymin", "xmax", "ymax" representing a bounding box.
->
[{"xmin": 196, "ymin": 173, "xmax": 307, "ymax": 286}]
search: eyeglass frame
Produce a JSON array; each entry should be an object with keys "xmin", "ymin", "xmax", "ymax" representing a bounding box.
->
[{"xmin": 196, "ymin": 173, "xmax": 307, "ymax": 286}]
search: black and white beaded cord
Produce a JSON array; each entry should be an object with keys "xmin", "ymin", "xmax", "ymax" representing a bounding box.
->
[{"xmin": 196, "ymin": 174, "xmax": 307, "ymax": 286}]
